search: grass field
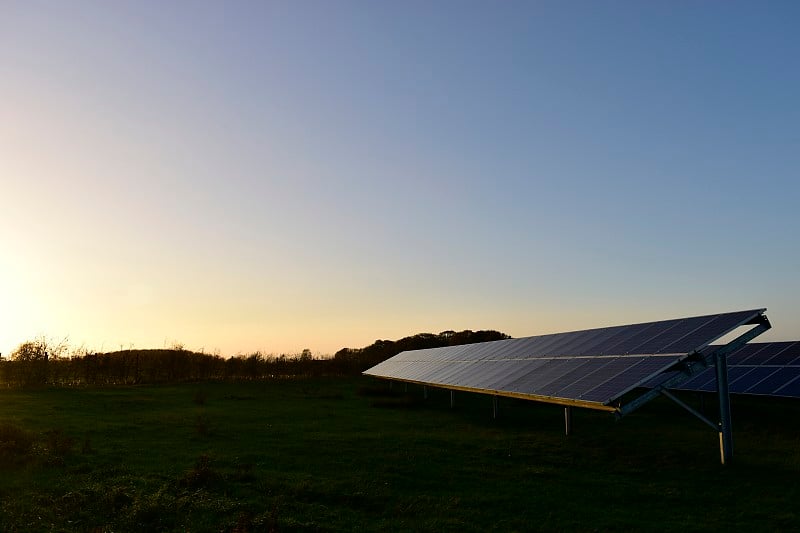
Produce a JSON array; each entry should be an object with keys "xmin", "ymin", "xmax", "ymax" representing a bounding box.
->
[{"xmin": 1, "ymin": 378, "xmax": 799, "ymax": 531}]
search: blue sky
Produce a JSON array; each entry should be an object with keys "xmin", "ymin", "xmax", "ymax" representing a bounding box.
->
[{"xmin": 1, "ymin": 1, "xmax": 798, "ymax": 357}]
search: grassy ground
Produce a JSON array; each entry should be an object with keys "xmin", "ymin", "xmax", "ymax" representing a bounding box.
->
[{"xmin": 0, "ymin": 378, "xmax": 798, "ymax": 532}]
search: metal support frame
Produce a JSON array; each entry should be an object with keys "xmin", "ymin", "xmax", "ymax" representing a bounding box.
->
[
  {"xmin": 618, "ymin": 314, "xmax": 771, "ymax": 465},
  {"xmin": 716, "ymin": 351, "xmax": 733, "ymax": 464},
  {"xmin": 450, "ymin": 390, "xmax": 455, "ymax": 408},
  {"xmin": 660, "ymin": 389, "xmax": 718, "ymax": 431},
  {"xmin": 564, "ymin": 407, "xmax": 572, "ymax": 436},
  {"xmin": 365, "ymin": 311, "xmax": 770, "ymax": 466}
]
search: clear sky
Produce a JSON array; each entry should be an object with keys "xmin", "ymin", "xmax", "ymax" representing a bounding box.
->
[{"xmin": 1, "ymin": 1, "xmax": 799, "ymax": 358}]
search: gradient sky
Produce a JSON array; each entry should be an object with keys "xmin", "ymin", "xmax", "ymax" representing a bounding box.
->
[{"xmin": 2, "ymin": 1, "xmax": 799, "ymax": 357}]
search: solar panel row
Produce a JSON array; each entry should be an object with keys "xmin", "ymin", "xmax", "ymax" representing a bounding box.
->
[
  {"xmin": 364, "ymin": 309, "xmax": 767, "ymax": 409},
  {"xmin": 368, "ymin": 354, "xmax": 681, "ymax": 406},
  {"xmin": 665, "ymin": 341, "xmax": 800, "ymax": 398}
]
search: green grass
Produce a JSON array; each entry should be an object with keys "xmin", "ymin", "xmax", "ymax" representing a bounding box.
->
[{"xmin": 1, "ymin": 378, "xmax": 799, "ymax": 531}]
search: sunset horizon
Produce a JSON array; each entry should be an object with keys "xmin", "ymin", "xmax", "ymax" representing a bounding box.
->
[{"xmin": 3, "ymin": 1, "xmax": 799, "ymax": 361}]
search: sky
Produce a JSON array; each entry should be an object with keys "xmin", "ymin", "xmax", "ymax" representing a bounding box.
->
[{"xmin": 1, "ymin": 1, "xmax": 799, "ymax": 358}]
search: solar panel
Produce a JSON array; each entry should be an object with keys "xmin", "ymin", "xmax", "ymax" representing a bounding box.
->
[
  {"xmin": 579, "ymin": 356, "xmax": 681, "ymax": 403},
  {"xmin": 363, "ymin": 309, "xmax": 767, "ymax": 410},
  {"xmin": 748, "ymin": 367, "xmax": 800, "ymax": 395},
  {"xmin": 775, "ymin": 376, "xmax": 800, "ymax": 397},
  {"xmin": 661, "ymin": 341, "xmax": 800, "ymax": 399}
]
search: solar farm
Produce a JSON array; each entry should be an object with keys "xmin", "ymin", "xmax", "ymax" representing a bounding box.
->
[
  {"xmin": 364, "ymin": 309, "xmax": 797, "ymax": 465},
  {"xmin": 1, "ymin": 310, "xmax": 799, "ymax": 530}
]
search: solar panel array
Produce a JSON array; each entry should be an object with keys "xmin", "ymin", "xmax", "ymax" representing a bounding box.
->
[
  {"xmin": 364, "ymin": 309, "xmax": 766, "ymax": 409},
  {"xmin": 663, "ymin": 341, "xmax": 800, "ymax": 398}
]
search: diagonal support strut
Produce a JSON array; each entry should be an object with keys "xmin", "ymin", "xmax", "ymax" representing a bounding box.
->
[{"xmin": 618, "ymin": 313, "xmax": 771, "ymax": 465}]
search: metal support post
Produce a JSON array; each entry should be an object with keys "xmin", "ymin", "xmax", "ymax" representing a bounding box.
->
[
  {"xmin": 450, "ymin": 390, "xmax": 455, "ymax": 408},
  {"xmin": 716, "ymin": 351, "xmax": 733, "ymax": 465},
  {"xmin": 564, "ymin": 407, "xmax": 572, "ymax": 436},
  {"xmin": 492, "ymin": 395, "xmax": 498, "ymax": 419},
  {"xmin": 423, "ymin": 385, "xmax": 428, "ymax": 400},
  {"xmin": 618, "ymin": 317, "xmax": 771, "ymax": 419}
]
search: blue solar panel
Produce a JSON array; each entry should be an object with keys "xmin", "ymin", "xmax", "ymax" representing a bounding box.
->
[
  {"xmin": 732, "ymin": 367, "xmax": 780, "ymax": 393},
  {"xmin": 504, "ymin": 358, "xmax": 578, "ymax": 393},
  {"xmin": 480, "ymin": 360, "xmax": 543, "ymax": 390},
  {"xmin": 747, "ymin": 366, "xmax": 800, "ymax": 396},
  {"xmin": 553, "ymin": 357, "xmax": 633, "ymax": 399},
  {"xmin": 676, "ymin": 367, "xmax": 715, "ymax": 390},
  {"xmin": 774, "ymin": 376, "xmax": 800, "ymax": 397},
  {"xmin": 607, "ymin": 320, "xmax": 681, "ymax": 355},
  {"xmin": 656, "ymin": 341, "xmax": 800, "ymax": 399},
  {"xmin": 659, "ymin": 310, "xmax": 763, "ymax": 354},
  {"xmin": 727, "ymin": 344, "xmax": 769, "ymax": 365},
  {"xmin": 762, "ymin": 342, "xmax": 800, "ymax": 366},
  {"xmin": 519, "ymin": 333, "xmax": 568, "ymax": 357},
  {"xmin": 725, "ymin": 366, "xmax": 757, "ymax": 387},
  {"xmin": 695, "ymin": 376, "xmax": 718, "ymax": 392},
  {"xmin": 363, "ymin": 309, "xmax": 768, "ymax": 409},
  {"xmin": 535, "ymin": 359, "xmax": 607, "ymax": 397},
  {"xmin": 545, "ymin": 329, "xmax": 603, "ymax": 356},
  {"xmin": 579, "ymin": 356, "xmax": 679, "ymax": 404},
  {"xmin": 634, "ymin": 316, "xmax": 712, "ymax": 354},
  {"xmin": 578, "ymin": 323, "xmax": 653, "ymax": 356}
]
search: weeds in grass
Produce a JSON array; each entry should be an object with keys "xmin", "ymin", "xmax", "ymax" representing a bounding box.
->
[
  {"xmin": 370, "ymin": 396, "xmax": 422, "ymax": 409},
  {"xmin": 179, "ymin": 454, "xmax": 221, "ymax": 489},
  {"xmin": 38, "ymin": 428, "xmax": 74, "ymax": 466},
  {"xmin": 232, "ymin": 459, "xmax": 256, "ymax": 483},
  {"xmin": 2, "ymin": 380, "xmax": 799, "ymax": 531},
  {"xmin": 193, "ymin": 389, "xmax": 208, "ymax": 406},
  {"xmin": 223, "ymin": 394, "xmax": 255, "ymax": 401},
  {"xmin": 301, "ymin": 385, "xmax": 345, "ymax": 400},
  {"xmin": 195, "ymin": 413, "xmax": 211, "ymax": 436},
  {"xmin": 228, "ymin": 505, "xmax": 280, "ymax": 533},
  {"xmin": 356, "ymin": 385, "xmax": 403, "ymax": 397},
  {"xmin": 0, "ymin": 423, "xmax": 76, "ymax": 466},
  {"xmin": 127, "ymin": 485, "xmax": 177, "ymax": 530},
  {"xmin": 81, "ymin": 437, "xmax": 94, "ymax": 454},
  {"xmin": 0, "ymin": 422, "xmax": 35, "ymax": 462}
]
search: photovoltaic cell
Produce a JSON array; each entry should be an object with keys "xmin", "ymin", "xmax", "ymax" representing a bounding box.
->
[
  {"xmin": 694, "ymin": 376, "xmax": 717, "ymax": 393},
  {"xmin": 658, "ymin": 311, "xmax": 754, "ymax": 355},
  {"xmin": 553, "ymin": 357, "xmax": 631, "ymax": 399},
  {"xmin": 536, "ymin": 359, "xmax": 608, "ymax": 397},
  {"xmin": 546, "ymin": 329, "xmax": 609, "ymax": 356},
  {"xmin": 763, "ymin": 343, "xmax": 800, "ymax": 366},
  {"xmin": 503, "ymin": 358, "xmax": 579, "ymax": 394},
  {"xmin": 732, "ymin": 367, "xmax": 779, "ymax": 393},
  {"xmin": 579, "ymin": 356, "xmax": 680, "ymax": 403},
  {"xmin": 663, "ymin": 341, "xmax": 800, "ymax": 399},
  {"xmin": 748, "ymin": 366, "xmax": 800, "ymax": 396},
  {"xmin": 363, "ymin": 309, "xmax": 767, "ymax": 409},
  {"xmin": 630, "ymin": 317, "xmax": 702, "ymax": 354},
  {"xmin": 775, "ymin": 377, "xmax": 800, "ymax": 397},
  {"xmin": 727, "ymin": 344, "xmax": 770, "ymax": 365},
  {"xmin": 725, "ymin": 366, "xmax": 757, "ymax": 386},
  {"xmin": 603, "ymin": 321, "xmax": 676, "ymax": 355},
  {"xmin": 675, "ymin": 368, "xmax": 715, "ymax": 390}
]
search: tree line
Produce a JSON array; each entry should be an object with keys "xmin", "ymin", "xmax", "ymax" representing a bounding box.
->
[{"xmin": 0, "ymin": 330, "xmax": 510, "ymax": 387}]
